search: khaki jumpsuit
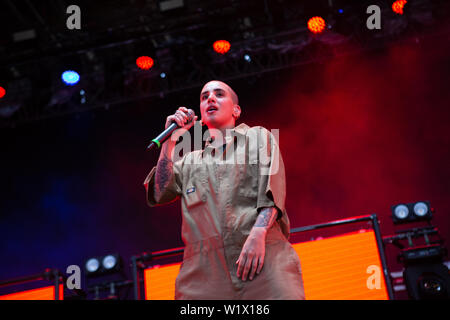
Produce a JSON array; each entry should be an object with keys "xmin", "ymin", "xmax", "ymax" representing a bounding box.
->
[{"xmin": 144, "ymin": 123, "xmax": 305, "ymax": 299}]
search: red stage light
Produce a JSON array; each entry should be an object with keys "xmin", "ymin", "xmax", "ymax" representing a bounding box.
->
[
  {"xmin": 0, "ymin": 86, "xmax": 5, "ymax": 99},
  {"xmin": 213, "ymin": 40, "xmax": 231, "ymax": 54},
  {"xmin": 136, "ymin": 56, "xmax": 154, "ymax": 70},
  {"xmin": 392, "ymin": 0, "xmax": 407, "ymax": 15},
  {"xmin": 307, "ymin": 16, "xmax": 326, "ymax": 34}
]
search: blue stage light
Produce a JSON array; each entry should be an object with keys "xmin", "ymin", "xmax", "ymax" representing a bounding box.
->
[{"xmin": 62, "ymin": 70, "xmax": 80, "ymax": 85}]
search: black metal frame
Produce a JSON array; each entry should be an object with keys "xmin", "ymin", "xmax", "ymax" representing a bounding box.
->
[
  {"xmin": 0, "ymin": 268, "xmax": 62, "ymax": 300},
  {"xmin": 131, "ymin": 213, "xmax": 395, "ymax": 300},
  {"xmin": 131, "ymin": 247, "xmax": 184, "ymax": 300}
]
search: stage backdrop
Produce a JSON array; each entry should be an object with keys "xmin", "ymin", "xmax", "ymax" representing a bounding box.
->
[{"xmin": 1, "ymin": 28, "xmax": 449, "ymax": 297}]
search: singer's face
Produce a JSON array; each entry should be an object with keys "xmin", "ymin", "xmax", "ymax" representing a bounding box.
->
[{"xmin": 200, "ymin": 81, "xmax": 239, "ymax": 129}]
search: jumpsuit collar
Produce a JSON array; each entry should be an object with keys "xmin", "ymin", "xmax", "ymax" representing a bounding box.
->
[{"xmin": 204, "ymin": 123, "xmax": 250, "ymax": 150}]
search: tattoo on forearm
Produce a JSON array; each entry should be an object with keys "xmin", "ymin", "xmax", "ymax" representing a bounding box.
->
[
  {"xmin": 254, "ymin": 207, "xmax": 278, "ymax": 229},
  {"xmin": 154, "ymin": 156, "xmax": 173, "ymax": 200}
]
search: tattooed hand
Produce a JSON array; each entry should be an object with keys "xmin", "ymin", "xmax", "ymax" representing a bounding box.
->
[{"xmin": 236, "ymin": 207, "xmax": 278, "ymax": 281}]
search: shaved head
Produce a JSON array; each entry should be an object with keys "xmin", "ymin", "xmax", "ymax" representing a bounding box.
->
[{"xmin": 202, "ymin": 80, "xmax": 239, "ymax": 105}]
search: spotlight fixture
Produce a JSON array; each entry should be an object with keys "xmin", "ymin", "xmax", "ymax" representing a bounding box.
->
[
  {"xmin": 102, "ymin": 255, "xmax": 118, "ymax": 270},
  {"xmin": 0, "ymin": 86, "xmax": 5, "ymax": 99},
  {"xmin": 401, "ymin": 244, "xmax": 450, "ymax": 299},
  {"xmin": 392, "ymin": 0, "xmax": 407, "ymax": 15},
  {"xmin": 385, "ymin": 201, "xmax": 449, "ymax": 299},
  {"xmin": 307, "ymin": 16, "xmax": 326, "ymax": 34},
  {"xmin": 85, "ymin": 257, "xmax": 101, "ymax": 275},
  {"xmin": 393, "ymin": 204, "xmax": 409, "ymax": 220},
  {"xmin": 213, "ymin": 40, "xmax": 231, "ymax": 54},
  {"xmin": 414, "ymin": 202, "xmax": 428, "ymax": 217},
  {"xmin": 391, "ymin": 201, "xmax": 432, "ymax": 224},
  {"xmin": 61, "ymin": 70, "xmax": 80, "ymax": 85},
  {"xmin": 85, "ymin": 254, "xmax": 123, "ymax": 277},
  {"xmin": 136, "ymin": 56, "xmax": 154, "ymax": 70}
]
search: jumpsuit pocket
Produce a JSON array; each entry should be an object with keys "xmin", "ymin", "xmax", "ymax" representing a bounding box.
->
[
  {"xmin": 184, "ymin": 184, "xmax": 203, "ymax": 209},
  {"xmin": 237, "ymin": 163, "xmax": 258, "ymax": 198},
  {"xmin": 184, "ymin": 165, "xmax": 207, "ymax": 209}
]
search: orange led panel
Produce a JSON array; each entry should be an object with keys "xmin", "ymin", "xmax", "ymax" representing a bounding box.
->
[
  {"xmin": 0, "ymin": 284, "xmax": 64, "ymax": 300},
  {"xmin": 143, "ymin": 230, "xmax": 388, "ymax": 300},
  {"xmin": 292, "ymin": 230, "xmax": 389, "ymax": 300},
  {"xmin": 144, "ymin": 263, "xmax": 181, "ymax": 300}
]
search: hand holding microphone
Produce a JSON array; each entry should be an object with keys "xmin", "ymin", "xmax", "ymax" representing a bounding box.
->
[{"xmin": 147, "ymin": 107, "xmax": 198, "ymax": 150}]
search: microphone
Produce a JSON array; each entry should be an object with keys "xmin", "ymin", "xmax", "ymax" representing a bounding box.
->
[{"xmin": 147, "ymin": 109, "xmax": 195, "ymax": 150}]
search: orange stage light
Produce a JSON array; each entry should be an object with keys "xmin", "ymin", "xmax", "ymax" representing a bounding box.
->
[
  {"xmin": 213, "ymin": 40, "xmax": 231, "ymax": 54},
  {"xmin": 307, "ymin": 16, "xmax": 326, "ymax": 34},
  {"xmin": 143, "ymin": 230, "xmax": 389, "ymax": 300},
  {"xmin": 0, "ymin": 284, "xmax": 64, "ymax": 300},
  {"xmin": 392, "ymin": 0, "xmax": 407, "ymax": 15}
]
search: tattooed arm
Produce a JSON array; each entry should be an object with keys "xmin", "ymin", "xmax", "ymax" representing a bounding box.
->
[
  {"xmin": 153, "ymin": 143, "xmax": 176, "ymax": 203},
  {"xmin": 253, "ymin": 207, "xmax": 279, "ymax": 231},
  {"xmin": 153, "ymin": 106, "xmax": 197, "ymax": 203},
  {"xmin": 236, "ymin": 207, "xmax": 279, "ymax": 281}
]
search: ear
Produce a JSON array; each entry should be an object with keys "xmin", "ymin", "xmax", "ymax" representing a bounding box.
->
[{"xmin": 233, "ymin": 105, "xmax": 241, "ymax": 119}]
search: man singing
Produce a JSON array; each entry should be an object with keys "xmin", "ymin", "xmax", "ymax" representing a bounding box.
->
[{"xmin": 143, "ymin": 80, "xmax": 304, "ymax": 299}]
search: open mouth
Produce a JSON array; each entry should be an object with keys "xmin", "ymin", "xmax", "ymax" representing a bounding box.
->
[{"xmin": 206, "ymin": 106, "xmax": 218, "ymax": 114}]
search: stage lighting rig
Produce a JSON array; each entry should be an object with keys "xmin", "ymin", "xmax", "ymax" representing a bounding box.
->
[
  {"xmin": 391, "ymin": 201, "xmax": 432, "ymax": 224},
  {"xmin": 83, "ymin": 253, "xmax": 129, "ymax": 300},
  {"xmin": 84, "ymin": 254, "xmax": 123, "ymax": 278},
  {"xmin": 384, "ymin": 201, "xmax": 450, "ymax": 299},
  {"xmin": 400, "ymin": 242, "xmax": 450, "ymax": 299}
]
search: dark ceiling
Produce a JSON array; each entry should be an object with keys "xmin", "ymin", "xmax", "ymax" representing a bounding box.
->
[{"xmin": 0, "ymin": 0, "xmax": 449, "ymax": 128}]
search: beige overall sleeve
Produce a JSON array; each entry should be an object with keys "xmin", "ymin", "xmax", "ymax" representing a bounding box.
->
[
  {"xmin": 255, "ymin": 127, "xmax": 291, "ymax": 240},
  {"xmin": 143, "ymin": 158, "xmax": 183, "ymax": 207}
]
